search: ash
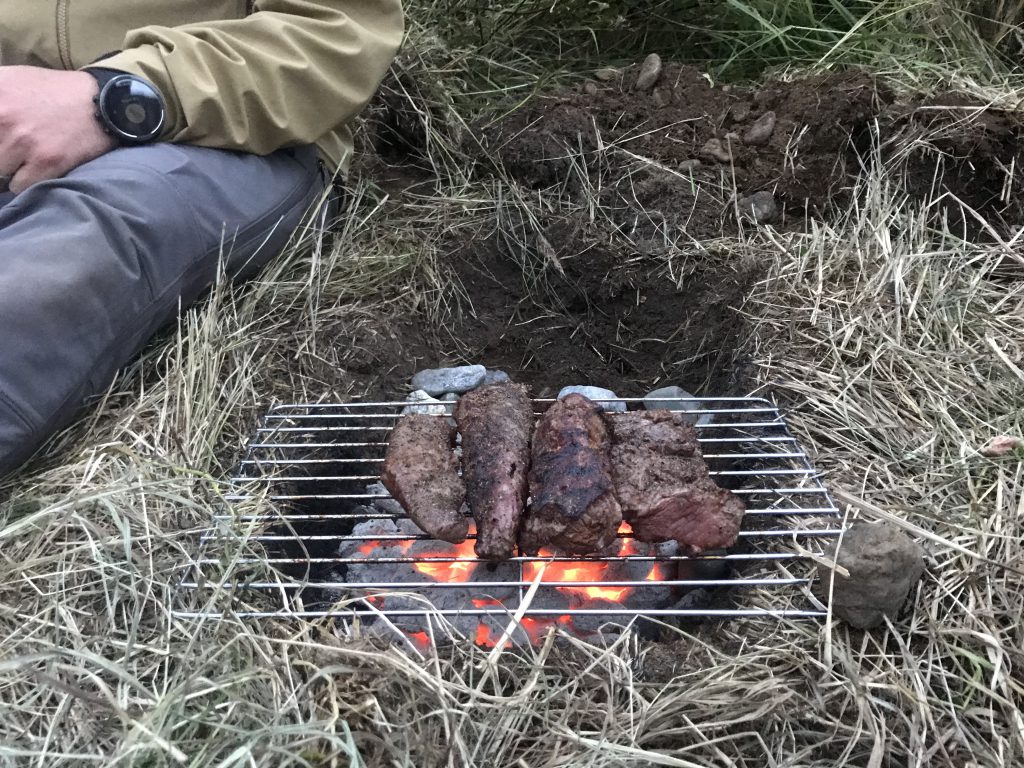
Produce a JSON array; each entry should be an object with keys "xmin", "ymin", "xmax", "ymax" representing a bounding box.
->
[{"xmin": 326, "ymin": 485, "xmax": 679, "ymax": 646}]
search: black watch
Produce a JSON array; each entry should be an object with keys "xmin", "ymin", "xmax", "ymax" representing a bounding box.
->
[{"xmin": 85, "ymin": 68, "xmax": 166, "ymax": 145}]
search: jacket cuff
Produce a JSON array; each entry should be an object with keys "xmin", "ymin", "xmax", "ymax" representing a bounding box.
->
[{"xmin": 82, "ymin": 47, "xmax": 187, "ymax": 141}]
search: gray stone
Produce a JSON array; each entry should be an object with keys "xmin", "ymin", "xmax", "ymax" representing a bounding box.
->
[
  {"xmin": 743, "ymin": 110, "xmax": 776, "ymax": 146},
  {"xmin": 678, "ymin": 159, "xmax": 702, "ymax": 173},
  {"xmin": 643, "ymin": 385, "xmax": 713, "ymax": 426},
  {"xmin": 401, "ymin": 389, "xmax": 450, "ymax": 416},
  {"xmin": 653, "ymin": 86, "xmax": 673, "ymax": 108},
  {"xmin": 411, "ymin": 365, "xmax": 485, "ymax": 395},
  {"xmin": 366, "ymin": 482, "xmax": 404, "ymax": 516},
  {"xmin": 736, "ymin": 191, "xmax": 778, "ymax": 225},
  {"xmin": 440, "ymin": 393, "xmax": 460, "ymax": 402},
  {"xmin": 583, "ymin": 81, "xmax": 599, "ymax": 96},
  {"xmin": 557, "ymin": 385, "xmax": 627, "ymax": 413},
  {"xmin": 482, "ymin": 369, "xmax": 511, "ymax": 386},
  {"xmin": 594, "ymin": 67, "xmax": 619, "ymax": 82},
  {"xmin": 634, "ymin": 53, "xmax": 662, "ymax": 91},
  {"xmin": 815, "ymin": 522, "xmax": 926, "ymax": 629},
  {"xmin": 699, "ymin": 138, "xmax": 732, "ymax": 164}
]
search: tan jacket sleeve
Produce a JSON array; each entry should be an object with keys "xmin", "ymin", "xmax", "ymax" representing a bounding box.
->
[{"xmin": 95, "ymin": 0, "xmax": 403, "ymax": 158}]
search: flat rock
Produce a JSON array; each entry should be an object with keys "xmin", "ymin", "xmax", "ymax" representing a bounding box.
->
[
  {"xmin": 557, "ymin": 385, "xmax": 627, "ymax": 413},
  {"xmin": 401, "ymin": 389, "xmax": 450, "ymax": 416},
  {"xmin": 815, "ymin": 521, "xmax": 926, "ymax": 629},
  {"xmin": 411, "ymin": 365, "xmax": 485, "ymax": 395},
  {"xmin": 634, "ymin": 53, "xmax": 662, "ymax": 91},
  {"xmin": 699, "ymin": 138, "xmax": 732, "ymax": 164},
  {"xmin": 482, "ymin": 369, "xmax": 510, "ymax": 386},
  {"xmin": 736, "ymin": 191, "xmax": 778, "ymax": 224},
  {"xmin": 642, "ymin": 385, "xmax": 712, "ymax": 426},
  {"xmin": 743, "ymin": 110, "xmax": 776, "ymax": 145},
  {"xmin": 593, "ymin": 67, "xmax": 619, "ymax": 82}
]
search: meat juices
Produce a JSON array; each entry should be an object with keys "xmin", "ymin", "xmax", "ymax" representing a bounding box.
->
[
  {"xmin": 520, "ymin": 395, "xmax": 622, "ymax": 555},
  {"xmin": 454, "ymin": 381, "xmax": 533, "ymax": 560},
  {"xmin": 380, "ymin": 414, "xmax": 469, "ymax": 544},
  {"xmin": 609, "ymin": 410, "xmax": 744, "ymax": 553}
]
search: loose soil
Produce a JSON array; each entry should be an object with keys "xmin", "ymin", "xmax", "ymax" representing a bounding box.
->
[{"xmin": 356, "ymin": 61, "xmax": 1023, "ymax": 399}]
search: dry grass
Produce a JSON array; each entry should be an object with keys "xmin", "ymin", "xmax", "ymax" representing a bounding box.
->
[{"xmin": 3, "ymin": 6, "xmax": 1024, "ymax": 767}]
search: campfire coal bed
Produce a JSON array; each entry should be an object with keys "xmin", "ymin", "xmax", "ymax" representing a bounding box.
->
[{"xmin": 176, "ymin": 397, "xmax": 842, "ymax": 646}]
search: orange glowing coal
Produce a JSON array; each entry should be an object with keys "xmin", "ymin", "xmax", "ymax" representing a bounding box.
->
[{"xmin": 413, "ymin": 530, "xmax": 478, "ymax": 582}]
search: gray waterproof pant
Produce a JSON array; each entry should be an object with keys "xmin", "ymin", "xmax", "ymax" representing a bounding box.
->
[{"xmin": 0, "ymin": 143, "xmax": 326, "ymax": 477}]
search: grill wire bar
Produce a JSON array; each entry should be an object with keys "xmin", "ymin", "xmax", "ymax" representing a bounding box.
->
[{"xmin": 175, "ymin": 397, "xmax": 842, "ymax": 625}]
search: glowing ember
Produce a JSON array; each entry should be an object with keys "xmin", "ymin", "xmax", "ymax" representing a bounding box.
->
[
  {"xmin": 408, "ymin": 631, "xmax": 431, "ymax": 650},
  {"xmin": 522, "ymin": 557, "xmax": 632, "ymax": 602},
  {"xmin": 412, "ymin": 530, "xmax": 478, "ymax": 582}
]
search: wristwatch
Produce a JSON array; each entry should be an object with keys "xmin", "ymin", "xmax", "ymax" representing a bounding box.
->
[{"xmin": 84, "ymin": 68, "xmax": 166, "ymax": 145}]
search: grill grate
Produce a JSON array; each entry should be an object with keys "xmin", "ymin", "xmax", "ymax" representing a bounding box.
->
[{"xmin": 175, "ymin": 397, "xmax": 841, "ymax": 624}]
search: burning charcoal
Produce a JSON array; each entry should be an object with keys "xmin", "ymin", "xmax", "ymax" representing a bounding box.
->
[{"xmin": 366, "ymin": 482, "xmax": 404, "ymax": 517}]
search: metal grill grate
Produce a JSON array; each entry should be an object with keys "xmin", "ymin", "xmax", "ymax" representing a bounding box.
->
[{"xmin": 175, "ymin": 397, "xmax": 841, "ymax": 624}]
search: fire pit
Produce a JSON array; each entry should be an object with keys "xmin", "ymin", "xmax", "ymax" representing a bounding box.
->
[{"xmin": 176, "ymin": 397, "xmax": 841, "ymax": 645}]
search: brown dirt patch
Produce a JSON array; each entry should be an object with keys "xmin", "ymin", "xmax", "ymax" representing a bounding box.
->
[{"xmin": 357, "ymin": 63, "xmax": 1023, "ymax": 398}]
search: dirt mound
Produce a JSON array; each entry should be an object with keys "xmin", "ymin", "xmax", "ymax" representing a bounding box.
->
[{"xmin": 360, "ymin": 61, "xmax": 1023, "ymax": 398}]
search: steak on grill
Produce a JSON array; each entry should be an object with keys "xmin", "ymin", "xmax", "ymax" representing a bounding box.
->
[
  {"xmin": 454, "ymin": 381, "xmax": 533, "ymax": 560},
  {"xmin": 380, "ymin": 414, "xmax": 469, "ymax": 544},
  {"xmin": 609, "ymin": 410, "xmax": 744, "ymax": 553},
  {"xmin": 520, "ymin": 394, "xmax": 622, "ymax": 555}
]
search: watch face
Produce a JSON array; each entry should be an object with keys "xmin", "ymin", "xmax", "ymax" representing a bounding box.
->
[{"xmin": 100, "ymin": 76, "xmax": 165, "ymax": 143}]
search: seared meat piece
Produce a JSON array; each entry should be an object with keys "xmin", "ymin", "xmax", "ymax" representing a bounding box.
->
[
  {"xmin": 609, "ymin": 410, "xmax": 744, "ymax": 553},
  {"xmin": 380, "ymin": 414, "xmax": 468, "ymax": 544},
  {"xmin": 520, "ymin": 395, "xmax": 622, "ymax": 555},
  {"xmin": 454, "ymin": 381, "xmax": 532, "ymax": 560}
]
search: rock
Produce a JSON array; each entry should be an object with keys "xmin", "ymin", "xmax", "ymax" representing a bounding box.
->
[
  {"xmin": 815, "ymin": 522, "xmax": 925, "ymax": 629},
  {"xmin": 411, "ymin": 365, "xmax": 485, "ymax": 395},
  {"xmin": 736, "ymin": 191, "xmax": 779, "ymax": 225},
  {"xmin": 634, "ymin": 53, "xmax": 662, "ymax": 91},
  {"xmin": 729, "ymin": 102, "xmax": 751, "ymax": 123},
  {"xmin": 653, "ymin": 86, "xmax": 673, "ymax": 108},
  {"xmin": 366, "ymin": 482, "xmax": 404, "ymax": 516},
  {"xmin": 743, "ymin": 110, "xmax": 776, "ymax": 146},
  {"xmin": 440, "ymin": 393, "xmax": 460, "ymax": 402},
  {"xmin": 678, "ymin": 159, "xmax": 702, "ymax": 173},
  {"xmin": 594, "ymin": 67, "xmax": 619, "ymax": 82},
  {"xmin": 401, "ymin": 389, "xmax": 450, "ymax": 416},
  {"xmin": 583, "ymin": 81, "xmax": 599, "ymax": 96},
  {"xmin": 482, "ymin": 369, "xmax": 511, "ymax": 386},
  {"xmin": 642, "ymin": 385, "xmax": 712, "ymax": 426},
  {"xmin": 699, "ymin": 138, "xmax": 732, "ymax": 164},
  {"xmin": 557, "ymin": 385, "xmax": 627, "ymax": 413}
]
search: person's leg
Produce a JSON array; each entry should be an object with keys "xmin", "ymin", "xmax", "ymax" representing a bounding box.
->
[{"xmin": 0, "ymin": 143, "xmax": 325, "ymax": 477}]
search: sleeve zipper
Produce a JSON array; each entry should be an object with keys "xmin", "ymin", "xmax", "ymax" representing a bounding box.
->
[{"xmin": 56, "ymin": 0, "xmax": 73, "ymax": 69}]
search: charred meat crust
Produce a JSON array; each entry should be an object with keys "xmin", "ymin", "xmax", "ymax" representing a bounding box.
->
[
  {"xmin": 609, "ymin": 410, "xmax": 744, "ymax": 553},
  {"xmin": 520, "ymin": 394, "xmax": 622, "ymax": 555},
  {"xmin": 380, "ymin": 414, "xmax": 469, "ymax": 544},
  {"xmin": 454, "ymin": 381, "xmax": 532, "ymax": 560}
]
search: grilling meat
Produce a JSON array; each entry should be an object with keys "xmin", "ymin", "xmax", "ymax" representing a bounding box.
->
[
  {"xmin": 520, "ymin": 395, "xmax": 622, "ymax": 555},
  {"xmin": 609, "ymin": 410, "xmax": 744, "ymax": 553},
  {"xmin": 380, "ymin": 414, "xmax": 469, "ymax": 544},
  {"xmin": 454, "ymin": 381, "xmax": 532, "ymax": 560}
]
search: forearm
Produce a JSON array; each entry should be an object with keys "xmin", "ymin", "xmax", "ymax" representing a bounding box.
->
[{"xmin": 96, "ymin": 0, "xmax": 404, "ymax": 155}]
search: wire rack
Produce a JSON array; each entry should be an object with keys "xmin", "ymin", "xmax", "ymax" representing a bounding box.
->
[{"xmin": 174, "ymin": 397, "xmax": 841, "ymax": 625}]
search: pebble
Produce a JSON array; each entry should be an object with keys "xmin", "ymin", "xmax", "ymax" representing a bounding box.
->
[
  {"xmin": 634, "ymin": 53, "xmax": 662, "ymax": 91},
  {"xmin": 736, "ymin": 191, "xmax": 779, "ymax": 225},
  {"xmin": 401, "ymin": 389, "xmax": 450, "ymax": 416},
  {"xmin": 557, "ymin": 385, "xmax": 627, "ymax": 413},
  {"xmin": 642, "ymin": 385, "xmax": 713, "ymax": 426},
  {"xmin": 583, "ymin": 81, "xmax": 599, "ymax": 96},
  {"xmin": 699, "ymin": 138, "xmax": 733, "ymax": 164},
  {"xmin": 411, "ymin": 364, "xmax": 485, "ymax": 395},
  {"xmin": 678, "ymin": 159, "xmax": 702, "ymax": 173},
  {"xmin": 594, "ymin": 67, "xmax": 619, "ymax": 82},
  {"xmin": 743, "ymin": 110, "xmax": 776, "ymax": 146},
  {"xmin": 482, "ymin": 369, "xmax": 511, "ymax": 386},
  {"xmin": 653, "ymin": 86, "xmax": 673, "ymax": 108},
  {"xmin": 815, "ymin": 521, "xmax": 926, "ymax": 629}
]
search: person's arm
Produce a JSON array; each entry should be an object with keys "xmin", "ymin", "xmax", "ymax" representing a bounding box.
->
[{"xmin": 94, "ymin": 0, "xmax": 404, "ymax": 156}]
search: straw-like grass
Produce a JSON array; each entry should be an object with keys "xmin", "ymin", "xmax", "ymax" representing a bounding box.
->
[{"xmin": 2, "ymin": 3, "xmax": 1023, "ymax": 766}]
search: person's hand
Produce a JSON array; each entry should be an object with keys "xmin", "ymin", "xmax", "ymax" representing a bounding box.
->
[{"xmin": 0, "ymin": 66, "xmax": 117, "ymax": 194}]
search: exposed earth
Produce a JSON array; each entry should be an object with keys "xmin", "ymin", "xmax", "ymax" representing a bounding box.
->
[{"xmin": 348, "ymin": 60, "xmax": 1023, "ymax": 399}]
